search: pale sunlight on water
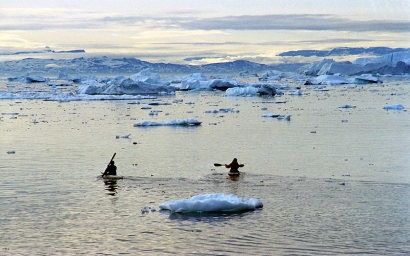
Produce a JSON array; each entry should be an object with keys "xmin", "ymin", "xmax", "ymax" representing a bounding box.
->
[{"xmin": 1, "ymin": 78, "xmax": 410, "ymax": 255}]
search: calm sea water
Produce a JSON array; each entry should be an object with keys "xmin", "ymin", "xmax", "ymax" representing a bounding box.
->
[{"xmin": 1, "ymin": 77, "xmax": 410, "ymax": 255}]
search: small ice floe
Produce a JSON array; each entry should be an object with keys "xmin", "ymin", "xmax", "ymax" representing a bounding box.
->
[
  {"xmin": 141, "ymin": 106, "xmax": 152, "ymax": 110},
  {"xmin": 116, "ymin": 134, "xmax": 131, "ymax": 139},
  {"xmin": 7, "ymin": 151, "xmax": 16, "ymax": 154},
  {"xmin": 383, "ymin": 104, "xmax": 404, "ymax": 110},
  {"xmin": 339, "ymin": 104, "xmax": 356, "ymax": 108},
  {"xmin": 354, "ymin": 75, "xmax": 382, "ymax": 84},
  {"xmin": 141, "ymin": 206, "xmax": 151, "ymax": 213},
  {"xmin": 173, "ymin": 99, "xmax": 183, "ymax": 103},
  {"xmin": 226, "ymin": 86, "xmax": 258, "ymax": 96},
  {"xmin": 148, "ymin": 102, "xmax": 171, "ymax": 106},
  {"xmin": 262, "ymin": 113, "xmax": 280, "ymax": 118},
  {"xmin": 159, "ymin": 193, "xmax": 263, "ymax": 213},
  {"xmin": 134, "ymin": 118, "xmax": 202, "ymax": 126},
  {"xmin": 261, "ymin": 107, "xmax": 268, "ymax": 111},
  {"xmin": 279, "ymin": 115, "xmax": 291, "ymax": 121},
  {"xmin": 149, "ymin": 110, "xmax": 162, "ymax": 115},
  {"xmin": 289, "ymin": 90, "xmax": 302, "ymax": 96}
]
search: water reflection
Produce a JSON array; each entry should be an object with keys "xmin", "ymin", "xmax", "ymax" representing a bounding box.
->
[
  {"xmin": 103, "ymin": 179, "xmax": 118, "ymax": 196},
  {"xmin": 227, "ymin": 172, "xmax": 245, "ymax": 181},
  {"xmin": 160, "ymin": 209, "xmax": 261, "ymax": 223}
]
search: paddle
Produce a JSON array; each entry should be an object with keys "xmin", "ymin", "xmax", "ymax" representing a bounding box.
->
[{"xmin": 102, "ymin": 153, "xmax": 116, "ymax": 176}]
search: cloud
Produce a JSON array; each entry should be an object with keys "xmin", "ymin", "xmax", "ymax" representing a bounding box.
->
[
  {"xmin": 2, "ymin": 9, "xmax": 409, "ymax": 34},
  {"xmin": 178, "ymin": 14, "xmax": 410, "ymax": 33}
]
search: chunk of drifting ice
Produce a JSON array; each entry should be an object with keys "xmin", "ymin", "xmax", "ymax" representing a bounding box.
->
[
  {"xmin": 159, "ymin": 193, "xmax": 263, "ymax": 213},
  {"xmin": 133, "ymin": 118, "xmax": 202, "ymax": 126},
  {"xmin": 226, "ymin": 87, "xmax": 258, "ymax": 96},
  {"xmin": 304, "ymin": 75, "xmax": 350, "ymax": 85},
  {"xmin": 383, "ymin": 104, "xmax": 404, "ymax": 110},
  {"xmin": 116, "ymin": 134, "xmax": 131, "ymax": 139},
  {"xmin": 339, "ymin": 105, "xmax": 356, "ymax": 108},
  {"xmin": 289, "ymin": 90, "xmax": 302, "ymax": 96},
  {"xmin": 262, "ymin": 113, "xmax": 280, "ymax": 118}
]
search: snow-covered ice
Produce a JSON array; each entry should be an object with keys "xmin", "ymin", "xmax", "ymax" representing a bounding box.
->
[{"xmin": 159, "ymin": 193, "xmax": 263, "ymax": 213}]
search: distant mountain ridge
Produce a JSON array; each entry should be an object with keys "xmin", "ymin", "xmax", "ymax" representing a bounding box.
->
[
  {"xmin": 0, "ymin": 47, "xmax": 85, "ymax": 56},
  {"xmin": 0, "ymin": 57, "xmax": 304, "ymax": 77},
  {"xmin": 278, "ymin": 47, "xmax": 409, "ymax": 57}
]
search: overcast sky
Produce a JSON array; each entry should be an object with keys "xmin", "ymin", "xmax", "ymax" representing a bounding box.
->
[{"xmin": 1, "ymin": 0, "xmax": 409, "ymax": 64}]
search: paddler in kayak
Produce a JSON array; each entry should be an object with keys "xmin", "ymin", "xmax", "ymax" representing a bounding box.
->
[
  {"xmin": 103, "ymin": 160, "xmax": 117, "ymax": 176},
  {"xmin": 225, "ymin": 158, "xmax": 242, "ymax": 174}
]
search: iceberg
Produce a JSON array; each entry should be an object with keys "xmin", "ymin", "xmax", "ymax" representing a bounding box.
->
[
  {"xmin": 133, "ymin": 118, "xmax": 202, "ymax": 126},
  {"xmin": 76, "ymin": 73, "xmax": 175, "ymax": 95},
  {"xmin": 304, "ymin": 75, "xmax": 350, "ymax": 85},
  {"xmin": 159, "ymin": 193, "xmax": 263, "ymax": 213},
  {"xmin": 259, "ymin": 70, "xmax": 282, "ymax": 81},
  {"xmin": 130, "ymin": 69, "xmax": 165, "ymax": 85}
]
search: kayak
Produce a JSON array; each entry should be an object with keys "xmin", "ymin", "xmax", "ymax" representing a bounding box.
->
[{"xmin": 101, "ymin": 175, "xmax": 124, "ymax": 180}]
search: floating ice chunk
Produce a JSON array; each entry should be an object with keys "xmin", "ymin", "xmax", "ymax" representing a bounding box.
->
[
  {"xmin": 116, "ymin": 134, "xmax": 131, "ymax": 139},
  {"xmin": 354, "ymin": 76, "xmax": 382, "ymax": 84},
  {"xmin": 383, "ymin": 104, "xmax": 404, "ymax": 110},
  {"xmin": 141, "ymin": 206, "xmax": 151, "ymax": 213},
  {"xmin": 304, "ymin": 75, "xmax": 350, "ymax": 85},
  {"xmin": 159, "ymin": 193, "xmax": 263, "ymax": 213},
  {"xmin": 339, "ymin": 105, "xmax": 356, "ymax": 108},
  {"xmin": 134, "ymin": 118, "xmax": 202, "ymax": 126},
  {"xmin": 24, "ymin": 75, "xmax": 47, "ymax": 83},
  {"xmin": 226, "ymin": 87, "xmax": 258, "ymax": 96},
  {"xmin": 262, "ymin": 113, "xmax": 280, "ymax": 118},
  {"xmin": 289, "ymin": 90, "xmax": 302, "ymax": 96}
]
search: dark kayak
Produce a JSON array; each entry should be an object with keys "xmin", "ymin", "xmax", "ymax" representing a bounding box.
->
[{"xmin": 101, "ymin": 175, "xmax": 124, "ymax": 180}]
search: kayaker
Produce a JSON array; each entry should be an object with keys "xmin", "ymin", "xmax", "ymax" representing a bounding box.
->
[
  {"xmin": 225, "ymin": 158, "xmax": 241, "ymax": 173},
  {"xmin": 104, "ymin": 160, "xmax": 117, "ymax": 176}
]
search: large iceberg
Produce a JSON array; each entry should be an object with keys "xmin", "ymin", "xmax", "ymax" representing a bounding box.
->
[
  {"xmin": 76, "ymin": 72, "xmax": 176, "ymax": 95},
  {"xmin": 299, "ymin": 50, "xmax": 410, "ymax": 76},
  {"xmin": 159, "ymin": 193, "xmax": 263, "ymax": 213}
]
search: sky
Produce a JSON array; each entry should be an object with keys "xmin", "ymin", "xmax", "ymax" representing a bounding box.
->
[{"xmin": 0, "ymin": 0, "xmax": 410, "ymax": 64}]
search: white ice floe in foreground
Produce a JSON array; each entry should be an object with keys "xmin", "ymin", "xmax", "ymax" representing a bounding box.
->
[
  {"xmin": 159, "ymin": 193, "xmax": 263, "ymax": 213},
  {"xmin": 133, "ymin": 118, "xmax": 202, "ymax": 126}
]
